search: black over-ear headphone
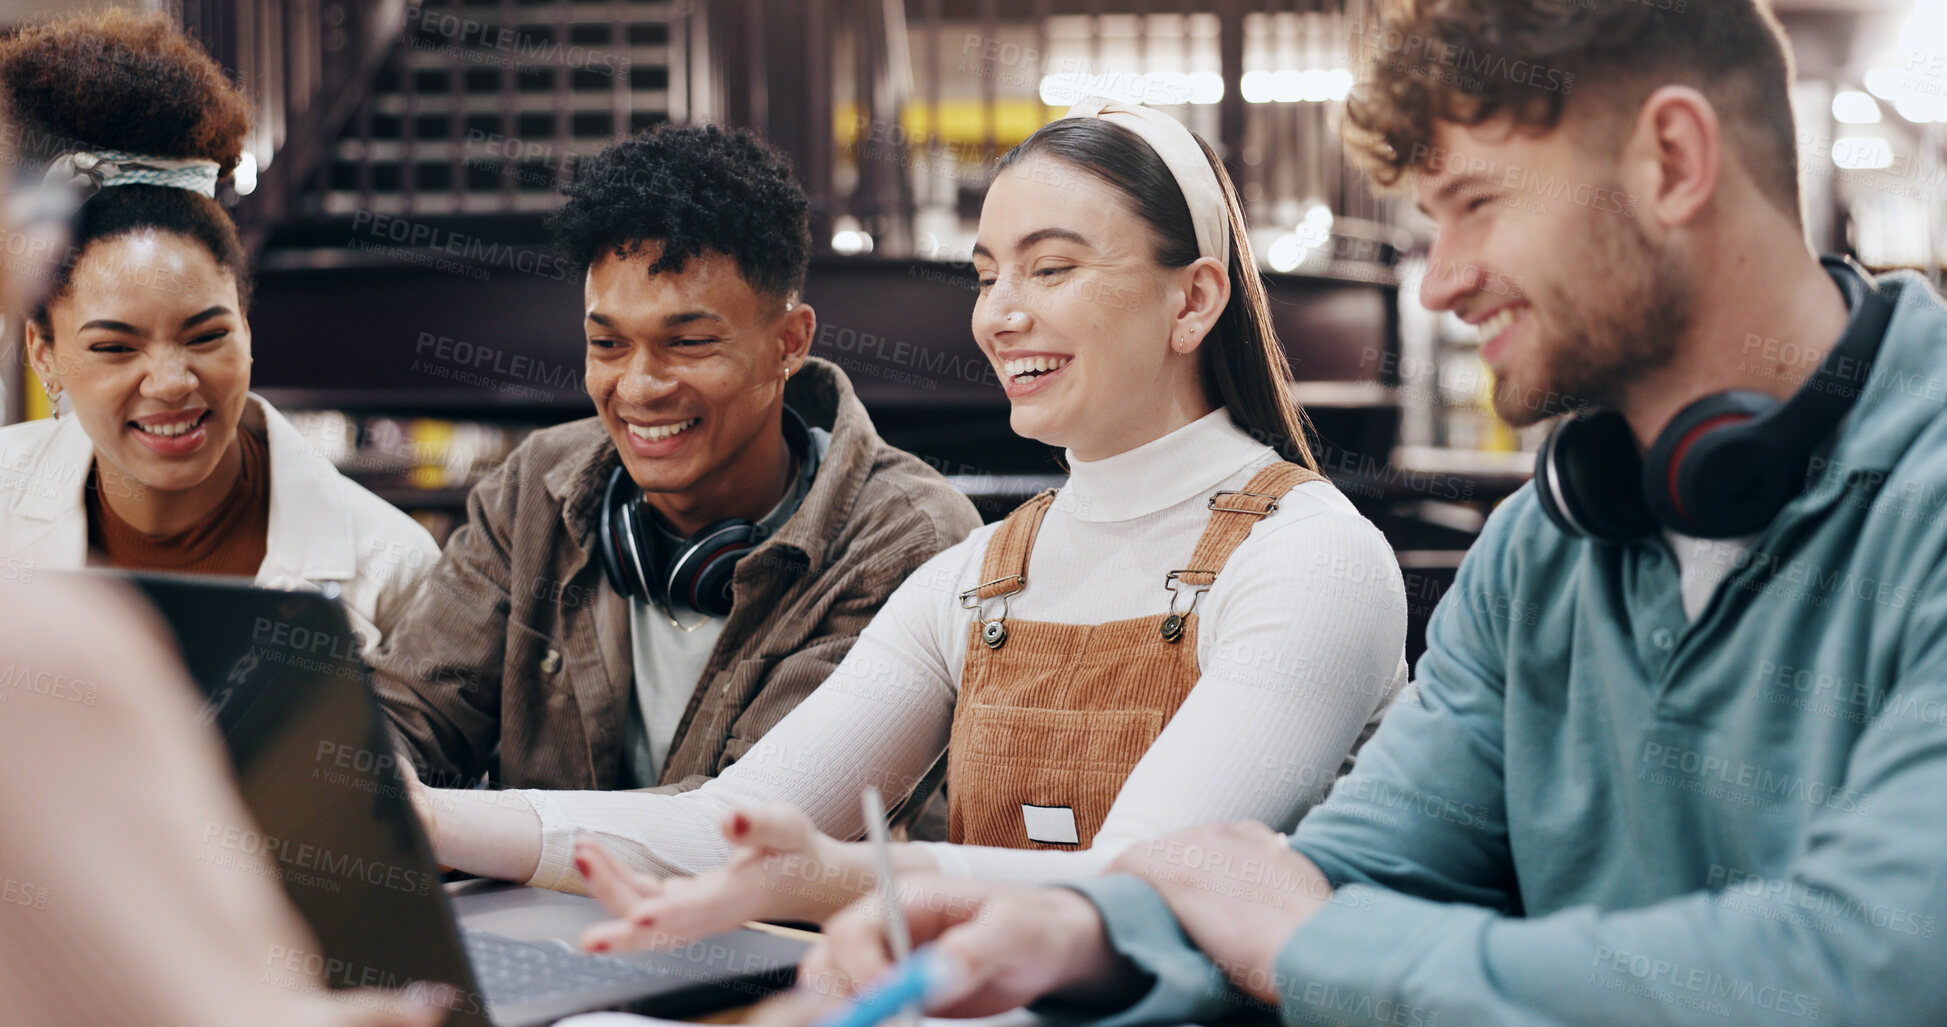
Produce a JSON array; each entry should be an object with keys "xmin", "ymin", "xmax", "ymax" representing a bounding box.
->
[
  {"xmin": 598, "ymin": 407, "xmax": 815, "ymax": 616},
  {"xmin": 1535, "ymin": 255, "xmax": 1894, "ymax": 541}
]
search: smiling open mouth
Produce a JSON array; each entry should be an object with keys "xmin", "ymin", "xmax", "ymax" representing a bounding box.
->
[
  {"xmin": 1003, "ymin": 356, "xmax": 1071, "ymax": 383},
  {"xmin": 626, "ymin": 418, "xmax": 699, "ymax": 442},
  {"xmin": 1476, "ymin": 304, "xmax": 1524, "ymax": 346},
  {"xmin": 131, "ymin": 411, "xmax": 210, "ymax": 438}
]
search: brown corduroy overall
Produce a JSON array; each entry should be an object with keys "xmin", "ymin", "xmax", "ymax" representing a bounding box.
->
[{"xmin": 945, "ymin": 462, "xmax": 1321, "ymax": 848}]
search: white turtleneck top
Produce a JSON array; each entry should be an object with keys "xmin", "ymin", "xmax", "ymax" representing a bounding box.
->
[{"xmin": 522, "ymin": 408, "xmax": 1410, "ymax": 889}]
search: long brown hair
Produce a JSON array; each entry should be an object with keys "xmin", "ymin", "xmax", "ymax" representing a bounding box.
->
[{"xmin": 996, "ymin": 118, "xmax": 1319, "ymax": 470}]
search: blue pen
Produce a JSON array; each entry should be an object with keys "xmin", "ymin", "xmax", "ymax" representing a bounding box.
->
[{"xmin": 810, "ymin": 946, "xmax": 965, "ymax": 1027}]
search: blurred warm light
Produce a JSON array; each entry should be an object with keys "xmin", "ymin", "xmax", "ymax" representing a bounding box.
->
[
  {"xmin": 1894, "ymin": 93, "xmax": 1941, "ymax": 123},
  {"xmin": 1036, "ymin": 71, "xmax": 1221, "ymax": 107},
  {"xmin": 1861, "ymin": 0, "xmax": 1947, "ymax": 122},
  {"xmin": 1188, "ymin": 72, "xmax": 1225, "ymax": 105},
  {"xmin": 1297, "ymin": 203, "xmax": 1334, "ymax": 250},
  {"xmin": 1241, "ymin": 70, "xmax": 1275, "ymax": 104},
  {"xmin": 1860, "ymin": 69, "xmax": 1947, "ymax": 122},
  {"xmin": 1238, "ymin": 67, "xmax": 1350, "ymax": 104},
  {"xmin": 1266, "ymin": 233, "xmax": 1306, "ymax": 272},
  {"xmin": 1325, "ymin": 68, "xmax": 1354, "ymax": 102},
  {"xmin": 1300, "ymin": 69, "xmax": 1335, "ymax": 103},
  {"xmin": 1832, "ymin": 90, "xmax": 1883, "ymax": 124},
  {"xmin": 1832, "ymin": 136, "xmax": 1896, "ymax": 170},
  {"xmin": 833, "ymin": 102, "xmax": 1045, "ymax": 151},
  {"xmin": 1039, "ymin": 13, "xmax": 1224, "ymax": 109},
  {"xmin": 830, "ymin": 215, "xmax": 873, "ymax": 255},
  {"xmin": 1863, "ymin": 67, "xmax": 1906, "ymax": 101},
  {"xmin": 1272, "ymin": 70, "xmax": 1304, "ymax": 103},
  {"xmin": 1898, "ymin": 0, "xmax": 1947, "ymax": 78},
  {"xmin": 1302, "ymin": 203, "xmax": 1333, "ymax": 232},
  {"xmin": 235, "ymin": 151, "xmax": 258, "ymax": 195}
]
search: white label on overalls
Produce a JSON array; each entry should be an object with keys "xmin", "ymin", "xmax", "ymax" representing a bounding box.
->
[{"xmin": 1022, "ymin": 804, "xmax": 1080, "ymax": 844}]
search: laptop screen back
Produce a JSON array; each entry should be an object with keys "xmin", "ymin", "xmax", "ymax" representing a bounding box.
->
[{"xmin": 133, "ymin": 574, "xmax": 493, "ymax": 1027}]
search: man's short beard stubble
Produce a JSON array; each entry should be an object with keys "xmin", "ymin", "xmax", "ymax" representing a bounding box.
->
[{"xmin": 1491, "ymin": 209, "xmax": 1694, "ymax": 427}]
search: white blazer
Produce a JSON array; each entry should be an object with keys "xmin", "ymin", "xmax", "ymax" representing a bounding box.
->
[{"xmin": 0, "ymin": 393, "xmax": 440, "ymax": 651}]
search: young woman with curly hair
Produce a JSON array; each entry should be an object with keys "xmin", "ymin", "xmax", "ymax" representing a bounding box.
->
[{"xmin": 0, "ymin": 9, "xmax": 438, "ymax": 651}]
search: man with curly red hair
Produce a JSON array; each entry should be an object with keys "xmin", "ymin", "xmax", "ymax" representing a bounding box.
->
[{"xmin": 784, "ymin": 3, "xmax": 1947, "ymax": 1025}]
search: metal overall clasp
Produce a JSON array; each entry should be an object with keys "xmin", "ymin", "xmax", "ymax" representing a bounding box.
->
[
  {"xmin": 1160, "ymin": 571, "xmax": 1212, "ymax": 643},
  {"xmin": 959, "ymin": 574, "xmax": 1025, "ymax": 649}
]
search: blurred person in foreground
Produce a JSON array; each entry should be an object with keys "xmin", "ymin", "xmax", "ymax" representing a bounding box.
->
[
  {"xmin": 763, "ymin": 2, "xmax": 1947, "ymax": 1024},
  {"xmin": 0, "ymin": 573, "xmax": 446, "ymax": 1025}
]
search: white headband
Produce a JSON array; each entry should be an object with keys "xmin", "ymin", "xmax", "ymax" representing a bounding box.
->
[
  {"xmin": 1060, "ymin": 96, "xmax": 1230, "ymax": 269},
  {"xmin": 44, "ymin": 149, "xmax": 222, "ymax": 200}
]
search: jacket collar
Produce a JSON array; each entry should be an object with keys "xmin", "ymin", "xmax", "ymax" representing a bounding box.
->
[
  {"xmin": 6, "ymin": 411, "xmax": 93, "ymax": 524},
  {"xmin": 1795, "ymin": 273, "xmax": 1947, "ymax": 493},
  {"xmin": 252, "ymin": 395, "xmax": 361, "ymax": 581},
  {"xmin": 544, "ymin": 357, "xmax": 878, "ymax": 577},
  {"xmin": 1709, "ymin": 271, "xmax": 1947, "ymax": 550},
  {"xmin": 6, "ymin": 394, "xmax": 360, "ymax": 580}
]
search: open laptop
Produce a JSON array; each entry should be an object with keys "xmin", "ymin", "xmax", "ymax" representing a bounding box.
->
[{"xmin": 126, "ymin": 572, "xmax": 807, "ymax": 1027}]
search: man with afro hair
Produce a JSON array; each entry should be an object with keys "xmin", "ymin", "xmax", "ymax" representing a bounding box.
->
[{"xmin": 373, "ymin": 124, "xmax": 978, "ymax": 850}]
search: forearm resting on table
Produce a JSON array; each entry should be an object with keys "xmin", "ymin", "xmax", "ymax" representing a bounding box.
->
[
  {"xmin": 427, "ymin": 789, "xmax": 943, "ymax": 901},
  {"xmin": 816, "ymin": 840, "xmax": 945, "ymax": 915},
  {"xmin": 427, "ymin": 787, "xmax": 543, "ymax": 883},
  {"xmin": 888, "ymin": 841, "xmax": 942, "ymax": 876}
]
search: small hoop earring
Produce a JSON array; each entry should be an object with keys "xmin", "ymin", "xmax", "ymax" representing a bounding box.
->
[{"xmin": 43, "ymin": 386, "xmax": 61, "ymax": 420}]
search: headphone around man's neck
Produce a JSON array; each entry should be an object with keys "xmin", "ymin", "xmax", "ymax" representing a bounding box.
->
[
  {"xmin": 598, "ymin": 406, "xmax": 816, "ymax": 616},
  {"xmin": 1534, "ymin": 255, "xmax": 1894, "ymax": 542}
]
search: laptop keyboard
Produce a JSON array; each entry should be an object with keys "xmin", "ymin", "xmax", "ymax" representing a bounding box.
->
[{"xmin": 465, "ymin": 928, "xmax": 673, "ymax": 1007}]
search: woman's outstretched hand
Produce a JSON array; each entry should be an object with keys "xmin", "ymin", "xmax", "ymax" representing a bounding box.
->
[{"xmin": 574, "ymin": 804, "xmax": 879, "ymax": 953}]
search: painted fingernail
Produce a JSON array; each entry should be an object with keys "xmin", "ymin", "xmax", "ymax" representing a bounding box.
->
[
  {"xmin": 633, "ymin": 913, "xmax": 656, "ymax": 927},
  {"xmin": 731, "ymin": 812, "xmax": 749, "ymax": 836},
  {"xmin": 575, "ymin": 856, "xmax": 592, "ymax": 877},
  {"xmin": 589, "ymin": 939, "xmax": 610, "ymax": 952}
]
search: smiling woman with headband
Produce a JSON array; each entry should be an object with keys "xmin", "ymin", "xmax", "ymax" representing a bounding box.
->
[
  {"xmin": 0, "ymin": 10, "xmax": 438, "ymax": 650},
  {"xmin": 410, "ymin": 99, "xmax": 1410, "ymax": 943}
]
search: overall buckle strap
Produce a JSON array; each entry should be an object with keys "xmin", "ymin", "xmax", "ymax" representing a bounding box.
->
[
  {"xmin": 964, "ymin": 489, "xmax": 1059, "ymax": 648},
  {"xmin": 958, "ymin": 575, "xmax": 1025, "ymax": 607},
  {"xmin": 1207, "ymin": 489, "xmax": 1283, "ymax": 515},
  {"xmin": 1159, "ymin": 570, "xmax": 1213, "ymax": 642},
  {"xmin": 1157, "ymin": 462, "xmax": 1323, "ymax": 642}
]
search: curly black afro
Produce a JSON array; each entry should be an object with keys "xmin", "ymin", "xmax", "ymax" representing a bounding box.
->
[{"xmin": 547, "ymin": 123, "xmax": 810, "ymax": 303}]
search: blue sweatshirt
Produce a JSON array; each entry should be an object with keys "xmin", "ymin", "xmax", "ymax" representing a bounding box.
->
[{"xmin": 1053, "ymin": 271, "xmax": 1947, "ymax": 1026}]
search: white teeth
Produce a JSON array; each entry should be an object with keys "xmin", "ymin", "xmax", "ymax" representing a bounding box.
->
[
  {"xmin": 627, "ymin": 418, "xmax": 699, "ymax": 442},
  {"xmin": 1476, "ymin": 306, "xmax": 1519, "ymax": 345},
  {"xmin": 136, "ymin": 415, "xmax": 200, "ymax": 437},
  {"xmin": 1002, "ymin": 355, "xmax": 1071, "ymax": 379}
]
